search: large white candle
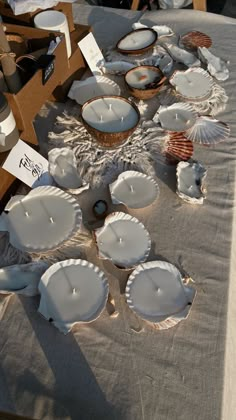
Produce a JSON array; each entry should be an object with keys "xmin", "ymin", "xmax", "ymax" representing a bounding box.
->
[
  {"xmin": 1, "ymin": 187, "xmax": 82, "ymax": 252},
  {"xmin": 126, "ymin": 261, "xmax": 189, "ymax": 321},
  {"xmin": 109, "ymin": 171, "xmax": 160, "ymax": 209},
  {"xmin": 170, "ymin": 68, "xmax": 213, "ymax": 99},
  {"xmin": 95, "ymin": 212, "xmax": 151, "ymax": 268},
  {"xmin": 82, "ymin": 96, "xmax": 139, "ymax": 133},
  {"xmin": 117, "ymin": 29, "xmax": 156, "ymax": 52},
  {"xmin": 38, "ymin": 259, "xmax": 109, "ymax": 333},
  {"xmin": 34, "ymin": 11, "xmax": 71, "ymax": 58}
]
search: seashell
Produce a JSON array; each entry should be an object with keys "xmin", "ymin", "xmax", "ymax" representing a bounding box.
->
[
  {"xmin": 0, "ymin": 261, "xmax": 49, "ymax": 296},
  {"xmin": 164, "ymin": 132, "xmax": 194, "ymax": 161},
  {"xmin": 198, "ymin": 47, "xmax": 229, "ymax": 81},
  {"xmin": 169, "ymin": 67, "xmax": 213, "ymax": 101},
  {"xmin": 132, "ymin": 22, "xmax": 148, "ymax": 30},
  {"xmin": 180, "ymin": 31, "xmax": 212, "ymax": 50},
  {"xmin": 176, "ymin": 160, "xmax": 207, "ymax": 204},
  {"xmin": 163, "ymin": 43, "xmax": 201, "ymax": 67},
  {"xmin": 101, "ymin": 61, "xmax": 136, "ymax": 75},
  {"xmin": 48, "ymin": 148, "xmax": 84, "ymax": 190},
  {"xmin": 125, "ymin": 260, "xmax": 196, "ymax": 328},
  {"xmin": 185, "ymin": 116, "xmax": 230, "ymax": 144},
  {"xmin": 67, "ymin": 76, "xmax": 121, "ymax": 105},
  {"xmin": 153, "ymin": 103, "xmax": 198, "ymax": 132},
  {"xmin": 116, "ymin": 29, "xmax": 157, "ymax": 55},
  {"xmin": 152, "ymin": 25, "xmax": 174, "ymax": 38}
]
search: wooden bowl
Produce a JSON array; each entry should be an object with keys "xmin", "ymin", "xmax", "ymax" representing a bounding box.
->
[
  {"xmin": 125, "ymin": 65, "xmax": 166, "ymax": 100},
  {"xmin": 81, "ymin": 95, "xmax": 140, "ymax": 148},
  {"xmin": 116, "ymin": 28, "xmax": 157, "ymax": 55}
]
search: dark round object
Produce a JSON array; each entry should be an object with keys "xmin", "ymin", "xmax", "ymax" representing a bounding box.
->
[{"xmin": 92, "ymin": 200, "xmax": 108, "ymax": 219}]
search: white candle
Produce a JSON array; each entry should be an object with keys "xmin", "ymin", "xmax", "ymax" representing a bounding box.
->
[
  {"xmin": 3, "ymin": 187, "xmax": 82, "ymax": 253},
  {"xmin": 156, "ymin": 105, "xmax": 197, "ymax": 132},
  {"xmin": 125, "ymin": 261, "xmax": 189, "ymax": 320},
  {"xmin": 48, "ymin": 148, "xmax": 82, "ymax": 190},
  {"xmin": 82, "ymin": 97, "xmax": 139, "ymax": 133},
  {"xmin": 126, "ymin": 67, "xmax": 162, "ymax": 89},
  {"xmin": 34, "ymin": 11, "xmax": 71, "ymax": 58},
  {"xmin": 38, "ymin": 259, "xmax": 109, "ymax": 332},
  {"xmin": 95, "ymin": 212, "xmax": 151, "ymax": 268},
  {"xmin": 109, "ymin": 171, "xmax": 160, "ymax": 209},
  {"xmin": 170, "ymin": 69, "xmax": 213, "ymax": 99},
  {"xmin": 118, "ymin": 29, "xmax": 156, "ymax": 51}
]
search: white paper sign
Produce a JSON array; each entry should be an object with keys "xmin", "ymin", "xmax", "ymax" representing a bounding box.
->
[
  {"xmin": 2, "ymin": 140, "xmax": 54, "ymax": 188},
  {"xmin": 78, "ymin": 33, "xmax": 105, "ymax": 75}
]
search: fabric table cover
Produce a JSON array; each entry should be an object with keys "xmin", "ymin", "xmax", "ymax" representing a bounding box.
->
[{"xmin": 0, "ymin": 5, "xmax": 236, "ymax": 420}]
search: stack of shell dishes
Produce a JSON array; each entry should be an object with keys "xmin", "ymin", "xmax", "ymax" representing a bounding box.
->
[
  {"xmin": 179, "ymin": 31, "xmax": 212, "ymax": 50},
  {"xmin": 81, "ymin": 95, "xmax": 140, "ymax": 148},
  {"xmin": 94, "ymin": 212, "xmax": 151, "ymax": 270},
  {"xmin": 125, "ymin": 65, "xmax": 166, "ymax": 100},
  {"xmin": 116, "ymin": 28, "xmax": 157, "ymax": 55}
]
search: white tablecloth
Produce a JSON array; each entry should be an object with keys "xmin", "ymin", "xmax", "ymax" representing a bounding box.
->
[{"xmin": 0, "ymin": 5, "xmax": 236, "ymax": 420}]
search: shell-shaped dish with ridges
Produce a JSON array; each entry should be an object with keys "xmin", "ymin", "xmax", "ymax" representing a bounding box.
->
[
  {"xmin": 94, "ymin": 212, "xmax": 151, "ymax": 269},
  {"xmin": 169, "ymin": 68, "xmax": 213, "ymax": 101},
  {"xmin": 164, "ymin": 132, "xmax": 194, "ymax": 161},
  {"xmin": 125, "ymin": 260, "xmax": 196, "ymax": 327},
  {"xmin": 67, "ymin": 76, "xmax": 121, "ymax": 105},
  {"xmin": 185, "ymin": 116, "xmax": 230, "ymax": 144},
  {"xmin": 0, "ymin": 186, "xmax": 82, "ymax": 253},
  {"xmin": 153, "ymin": 103, "xmax": 198, "ymax": 132},
  {"xmin": 176, "ymin": 160, "xmax": 207, "ymax": 204},
  {"xmin": 109, "ymin": 171, "xmax": 160, "ymax": 209},
  {"xmin": 180, "ymin": 31, "xmax": 212, "ymax": 50},
  {"xmin": 38, "ymin": 259, "xmax": 109, "ymax": 334}
]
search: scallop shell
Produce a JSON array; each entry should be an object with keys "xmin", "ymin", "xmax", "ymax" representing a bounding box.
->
[
  {"xmin": 185, "ymin": 116, "xmax": 230, "ymax": 144},
  {"xmin": 67, "ymin": 76, "xmax": 121, "ymax": 105},
  {"xmin": 198, "ymin": 47, "xmax": 229, "ymax": 81},
  {"xmin": 163, "ymin": 43, "xmax": 201, "ymax": 67},
  {"xmin": 132, "ymin": 22, "xmax": 148, "ymax": 30},
  {"xmin": 153, "ymin": 103, "xmax": 198, "ymax": 132},
  {"xmin": 176, "ymin": 160, "xmax": 207, "ymax": 204},
  {"xmin": 152, "ymin": 25, "xmax": 174, "ymax": 38},
  {"xmin": 165, "ymin": 132, "xmax": 194, "ymax": 161},
  {"xmin": 180, "ymin": 31, "xmax": 212, "ymax": 50},
  {"xmin": 101, "ymin": 61, "xmax": 136, "ymax": 75}
]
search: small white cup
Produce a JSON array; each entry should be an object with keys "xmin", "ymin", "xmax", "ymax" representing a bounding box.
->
[{"xmin": 34, "ymin": 10, "xmax": 71, "ymax": 58}]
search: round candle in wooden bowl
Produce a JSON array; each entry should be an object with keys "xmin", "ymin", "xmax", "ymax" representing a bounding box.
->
[
  {"xmin": 125, "ymin": 261, "xmax": 195, "ymax": 327},
  {"xmin": 38, "ymin": 259, "xmax": 109, "ymax": 334},
  {"xmin": 125, "ymin": 65, "xmax": 166, "ymax": 100},
  {"xmin": 94, "ymin": 212, "xmax": 151, "ymax": 269},
  {"xmin": 116, "ymin": 28, "xmax": 157, "ymax": 55},
  {"xmin": 81, "ymin": 95, "xmax": 140, "ymax": 148},
  {"xmin": 109, "ymin": 171, "xmax": 160, "ymax": 209}
]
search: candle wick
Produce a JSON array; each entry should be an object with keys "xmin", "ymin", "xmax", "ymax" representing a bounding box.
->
[
  {"xmin": 175, "ymin": 113, "xmax": 178, "ymax": 120},
  {"xmin": 50, "ymin": 217, "xmax": 54, "ymax": 224},
  {"xmin": 130, "ymin": 185, "xmax": 134, "ymax": 193},
  {"xmin": 121, "ymin": 116, "xmax": 124, "ymax": 123},
  {"xmin": 109, "ymin": 104, "xmax": 112, "ymax": 111},
  {"xmin": 19, "ymin": 200, "xmax": 30, "ymax": 217},
  {"xmin": 119, "ymin": 237, "xmax": 123, "ymax": 243},
  {"xmin": 72, "ymin": 288, "xmax": 76, "ymax": 294},
  {"xmin": 39, "ymin": 199, "xmax": 54, "ymax": 224},
  {"xmin": 61, "ymin": 266, "xmax": 76, "ymax": 294},
  {"xmin": 100, "ymin": 115, "xmax": 103, "ymax": 122}
]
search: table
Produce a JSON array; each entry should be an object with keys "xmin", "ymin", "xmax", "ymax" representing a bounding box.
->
[{"xmin": 1, "ymin": 5, "xmax": 236, "ymax": 420}]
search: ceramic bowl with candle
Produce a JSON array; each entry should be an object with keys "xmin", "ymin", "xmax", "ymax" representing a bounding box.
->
[
  {"xmin": 125, "ymin": 65, "xmax": 166, "ymax": 100},
  {"xmin": 38, "ymin": 259, "xmax": 109, "ymax": 334},
  {"xmin": 94, "ymin": 212, "xmax": 151, "ymax": 269},
  {"xmin": 125, "ymin": 260, "xmax": 196, "ymax": 329},
  {"xmin": 116, "ymin": 28, "xmax": 157, "ymax": 55},
  {"xmin": 109, "ymin": 171, "xmax": 160, "ymax": 209},
  {"xmin": 81, "ymin": 95, "xmax": 140, "ymax": 148}
]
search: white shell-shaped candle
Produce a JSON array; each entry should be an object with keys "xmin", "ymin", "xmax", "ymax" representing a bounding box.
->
[
  {"xmin": 125, "ymin": 261, "xmax": 195, "ymax": 326},
  {"xmin": 152, "ymin": 25, "xmax": 174, "ymax": 38},
  {"xmin": 109, "ymin": 171, "xmax": 160, "ymax": 209},
  {"xmin": 0, "ymin": 262, "xmax": 48, "ymax": 296},
  {"xmin": 0, "ymin": 186, "xmax": 82, "ymax": 253},
  {"xmin": 95, "ymin": 212, "xmax": 151, "ymax": 269},
  {"xmin": 67, "ymin": 76, "xmax": 121, "ymax": 105},
  {"xmin": 153, "ymin": 103, "xmax": 197, "ymax": 132},
  {"xmin": 169, "ymin": 68, "xmax": 213, "ymax": 100},
  {"xmin": 38, "ymin": 259, "xmax": 109, "ymax": 334},
  {"xmin": 48, "ymin": 148, "xmax": 83, "ymax": 189},
  {"xmin": 176, "ymin": 161, "xmax": 207, "ymax": 204},
  {"xmin": 101, "ymin": 61, "xmax": 136, "ymax": 75}
]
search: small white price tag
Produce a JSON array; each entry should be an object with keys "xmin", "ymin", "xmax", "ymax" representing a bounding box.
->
[
  {"xmin": 78, "ymin": 32, "xmax": 105, "ymax": 75},
  {"xmin": 2, "ymin": 139, "xmax": 54, "ymax": 188}
]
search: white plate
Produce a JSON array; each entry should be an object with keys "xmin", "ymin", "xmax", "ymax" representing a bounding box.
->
[
  {"xmin": 125, "ymin": 260, "xmax": 195, "ymax": 324},
  {"xmin": 153, "ymin": 103, "xmax": 197, "ymax": 132},
  {"xmin": 109, "ymin": 171, "xmax": 160, "ymax": 209},
  {"xmin": 95, "ymin": 212, "xmax": 151, "ymax": 268},
  {"xmin": 68, "ymin": 76, "xmax": 121, "ymax": 105},
  {"xmin": 169, "ymin": 68, "xmax": 213, "ymax": 101},
  {"xmin": 0, "ymin": 186, "xmax": 82, "ymax": 253},
  {"xmin": 38, "ymin": 259, "xmax": 109, "ymax": 334}
]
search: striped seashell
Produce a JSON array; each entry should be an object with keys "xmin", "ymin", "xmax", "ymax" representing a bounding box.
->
[
  {"xmin": 165, "ymin": 132, "xmax": 194, "ymax": 161},
  {"xmin": 185, "ymin": 116, "xmax": 230, "ymax": 144},
  {"xmin": 180, "ymin": 31, "xmax": 212, "ymax": 50}
]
